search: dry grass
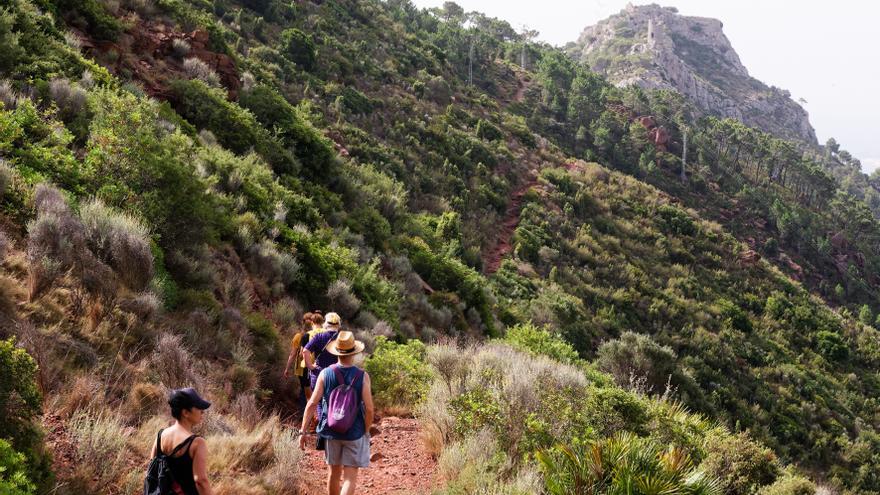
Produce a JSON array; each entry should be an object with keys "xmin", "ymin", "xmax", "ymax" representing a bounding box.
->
[
  {"xmin": 54, "ymin": 374, "xmax": 106, "ymax": 419},
  {"xmin": 0, "ymin": 275, "xmax": 22, "ymax": 324},
  {"xmin": 122, "ymin": 381, "xmax": 166, "ymax": 424},
  {"xmin": 420, "ymin": 342, "xmax": 590, "ymax": 458},
  {"xmin": 150, "ymin": 332, "xmax": 201, "ymax": 389},
  {"xmin": 67, "ymin": 411, "xmax": 129, "ymax": 491}
]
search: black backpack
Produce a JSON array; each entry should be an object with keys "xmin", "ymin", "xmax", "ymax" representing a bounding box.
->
[{"xmin": 144, "ymin": 430, "xmax": 192, "ymax": 495}]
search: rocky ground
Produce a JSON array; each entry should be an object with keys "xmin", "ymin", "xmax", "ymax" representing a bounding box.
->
[{"xmin": 299, "ymin": 417, "xmax": 438, "ymax": 495}]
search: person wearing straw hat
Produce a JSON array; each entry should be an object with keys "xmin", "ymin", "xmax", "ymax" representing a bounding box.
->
[{"xmin": 299, "ymin": 331, "xmax": 374, "ymax": 495}]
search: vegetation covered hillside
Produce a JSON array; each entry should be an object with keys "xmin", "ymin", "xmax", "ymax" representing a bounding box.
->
[{"xmin": 0, "ymin": 0, "xmax": 878, "ymax": 494}]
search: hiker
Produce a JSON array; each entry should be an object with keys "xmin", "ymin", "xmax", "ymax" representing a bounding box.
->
[
  {"xmin": 299, "ymin": 331, "xmax": 374, "ymax": 495},
  {"xmin": 283, "ymin": 311, "xmax": 318, "ymax": 407},
  {"xmin": 303, "ymin": 311, "xmax": 342, "ymax": 393},
  {"xmin": 146, "ymin": 388, "xmax": 213, "ymax": 495}
]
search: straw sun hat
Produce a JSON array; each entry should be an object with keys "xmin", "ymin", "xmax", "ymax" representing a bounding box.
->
[{"xmin": 325, "ymin": 331, "xmax": 365, "ymax": 356}]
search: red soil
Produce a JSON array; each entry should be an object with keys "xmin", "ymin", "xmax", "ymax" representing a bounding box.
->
[
  {"xmin": 483, "ymin": 177, "xmax": 538, "ymax": 275},
  {"xmin": 299, "ymin": 417, "xmax": 438, "ymax": 495}
]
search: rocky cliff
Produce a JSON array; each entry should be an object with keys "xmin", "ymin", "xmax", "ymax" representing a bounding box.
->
[{"xmin": 567, "ymin": 3, "xmax": 817, "ymax": 144}]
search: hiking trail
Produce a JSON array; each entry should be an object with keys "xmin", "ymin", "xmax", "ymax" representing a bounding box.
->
[
  {"xmin": 298, "ymin": 416, "xmax": 438, "ymax": 494},
  {"xmin": 483, "ymin": 173, "xmax": 539, "ymax": 275}
]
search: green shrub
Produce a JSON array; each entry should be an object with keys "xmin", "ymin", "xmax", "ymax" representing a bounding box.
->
[
  {"xmin": 50, "ymin": 0, "xmax": 121, "ymax": 40},
  {"xmin": 244, "ymin": 312, "xmax": 283, "ymax": 368},
  {"xmin": 400, "ymin": 236, "xmax": 495, "ymax": 335},
  {"xmin": 698, "ymin": 431, "xmax": 780, "ymax": 495},
  {"xmin": 537, "ymin": 432, "xmax": 722, "ymax": 495},
  {"xmin": 717, "ymin": 298, "xmax": 753, "ymax": 333},
  {"xmin": 280, "ymin": 28, "xmax": 316, "ymax": 70},
  {"xmin": 364, "ymin": 337, "xmax": 432, "ymax": 411},
  {"xmin": 757, "ymin": 474, "xmax": 816, "ymax": 495},
  {"xmin": 0, "ymin": 339, "xmax": 51, "ymax": 490},
  {"xmin": 449, "ymin": 388, "xmax": 503, "ymax": 437},
  {"xmin": 168, "ymin": 79, "xmax": 298, "ymax": 174},
  {"xmin": 815, "ymin": 330, "xmax": 848, "ymax": 361},
  {"xmin": 475, "ymin": 119, "xmax": 502, "ymax": 141},
  {"xmin": 238, "ymin": 85, "xmax": 336, "ymax": 181},
  {"xmin": 657, "ymin": 204, "xmax": 697, "ymax": 236},
  {"xmin": 350, "ymin": 258, "xmax": 401, "ymax": 327},
  {"xmin": 0, "ymin": 439, "xmax": 36, "ymax": 495},
  {"xmin": 596, "ymin": 331, "xmax": 680, "ymax": 395},
  {"xmin": 501, "ymin": 322, "xmax": 579, "ymax": 364},
  {"xmin": 85, "ymin": 89, "xmax": 223, "ymax": 250}
]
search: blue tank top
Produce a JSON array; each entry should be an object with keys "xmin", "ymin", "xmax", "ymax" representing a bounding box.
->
[{"xmin": 317, "ymin": 365, "xmax": 366, "ymax": 441}]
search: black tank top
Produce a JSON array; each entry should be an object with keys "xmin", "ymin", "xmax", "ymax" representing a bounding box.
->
[{"xmin": 157, "ymin": 429, "xmax": 199, "ymax": 495}]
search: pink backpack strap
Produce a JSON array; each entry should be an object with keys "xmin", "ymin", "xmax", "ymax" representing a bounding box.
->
[{"xmin": 332, "ymin": 364, "xmax": 345, "ymax": 385}]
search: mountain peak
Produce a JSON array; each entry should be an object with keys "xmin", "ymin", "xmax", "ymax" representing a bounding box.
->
[{"xmin": 569, "ymin": 4, "xmax": 817, "ymax": 144}]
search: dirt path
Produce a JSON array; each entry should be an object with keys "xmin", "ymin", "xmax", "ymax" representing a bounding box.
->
[
  {"xmin": 513, "ymin": 74, "xmax": 529, "ymax": 103},
  {"xmin": 483, "ymin": 174, "xmax": 538, "ymax": 275},
  {"xmin": 299, "ymin": 417, "xmax": 438, "ymax": 494}
]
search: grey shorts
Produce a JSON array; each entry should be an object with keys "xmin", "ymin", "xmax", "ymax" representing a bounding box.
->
[{"xmin": 324, "ymin": 434, "xmax": 370, "ymax": 468}]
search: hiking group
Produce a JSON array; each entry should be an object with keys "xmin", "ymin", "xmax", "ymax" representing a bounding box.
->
[{"xmin": 144, "ymin": 311, "xmax": 375, "ymax": 495}]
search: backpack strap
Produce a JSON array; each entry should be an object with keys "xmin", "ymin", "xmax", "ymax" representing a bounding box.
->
[
  {"xmin": 331, "ymin": 365, "xmax": 363, "ymax": 387},
  {"xmin": 168, "ymin": 435, "xmax": 198, "ymax": 457},
  {"xmin": 155, "ymin": 429, "xmax": 164, "ymax": 456},
  {"xmin": 332, "ymin": 364, "xmax": 345, "ymax": 386},
  {"xmin": 315, "ymin": 332, "xmax": 338, "ymax": 363}
]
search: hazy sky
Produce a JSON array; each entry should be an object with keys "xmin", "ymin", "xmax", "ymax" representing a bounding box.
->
[{"xmin": 411, "ymin": 0, "xmax": 880, "ymax": 172}]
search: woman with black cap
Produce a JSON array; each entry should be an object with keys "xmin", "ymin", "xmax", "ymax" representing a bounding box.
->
[{"xmin": 149, "ymin": 388, "xmax": 214, "ymax": 495}]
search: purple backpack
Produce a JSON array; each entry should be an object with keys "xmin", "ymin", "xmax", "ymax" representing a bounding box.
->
[{"xmin": 327, "ymin": 365, "xmax": 364, "ymax": 433}]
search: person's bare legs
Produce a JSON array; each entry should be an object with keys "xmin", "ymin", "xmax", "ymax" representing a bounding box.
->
[
  {"xmin": 340, "ymin": 466, "xmax": 359, "ymax": 495},
  {"xmin": 328, "ymin": 464, "xmax": 343, "ymax": 495}
]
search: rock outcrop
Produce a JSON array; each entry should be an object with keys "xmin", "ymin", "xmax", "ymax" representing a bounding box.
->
[{"xmin": 567, "ymin": 3, "xmax": 817, "ymax": 144}]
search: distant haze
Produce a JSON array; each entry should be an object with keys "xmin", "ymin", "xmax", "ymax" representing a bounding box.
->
[{"xmin": 411, "ymin": 0, "xmax": 880, "ymax": 173}]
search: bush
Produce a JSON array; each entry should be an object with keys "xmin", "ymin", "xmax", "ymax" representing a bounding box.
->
[
  {"xmin": 657, "ymin": 204, "xmax": 697, "ymax": 236},
  {"xmin": 238, "ymin": 85, "xmax": 336, "ymax": 181},
  {"xmin": 0, "ymin": 159, "xmax": 12, "ymax": 199},
  {"xmin": 86, "ymin": 89, "xmax": 223, "ymax": 250},
  {"xmin": 364, "ymin": 337, "xmax": 432, "ymax": 412},
  {"xmin": 51, "ymin": 0, "xmax": 121, "ymax": 40},
  {"xmin": 757, "ymin": 474, "xmax": 816, "ymax": 495},
  {"xmin": 537, "ymin": 432, "xmax": 722, "ymax": 495},
  {"xmin": 0, "ymin": 338, "xmax": 49, "ymax": 489},
  {"xmin": 596, "ymin": 331, "xmax": 681, "ymax": 395},
  {"xmin": 279, "ymin": 28, "xmax": 316, "ymax": 70},
  {"xmin": 79, "ymin": 199, "xmax": 154, "ymax": 292},
  {"xmin": 815, "ymin": 330, "xmax": 848, "ymax": 361},
  {"xmin": 501, "ymin": 322, "xmax": 579, "ymax": 364},
  {"xmin": 47, "ymin": 78, "xmax": 87, "ymax": 121},
  {"xmin": 326, "ymin": 278, "xmax": 361, "ymax": 319},
  {"xmin": 0, "ymin": 439, "xmax": 36, "ymax": 495},
  {"xmin": 169, "ymin": 79, "xmax": 298, "ymax": 175},
  {"xmin": 245, "ymin": 240, "xmax": 300, "ymax": 298},
  {"xmin": 475, "ymin": 119, "xmax": 502, "ymax": 141},
  {"xmin": 151, "ymin": 333, "xmax": 200, "ymax": 388},
  {"xmin": 171, "ymin": 38, "xmax": 191, "ymax": 58},
  {"xmin": 698, "ymin": 431, "xmax": 781, "ymax": 495},
  {"xmin": 182, "ymin": 57, "xmax": 221, "ymax": 87},
  {"xmin": 0, "ymin": 229, "xmax": 8, "ymax": 260}
]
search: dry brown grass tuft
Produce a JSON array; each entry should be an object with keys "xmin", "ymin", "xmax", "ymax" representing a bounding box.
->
[
  {"xmin": 67, "ymin": 410, "xmax": 129, "ymax": 492},
  {"xmin": 54, "ymin": 374, "xmax": 106, "ymax": 419},
  {"xmin": 0, "ymin": 275, "xmax": 22, "ymax": 324},
  {"xmin": 122, "ymin": 381, "xmax": 166, "ymax": 424},
  {"xmin": 151, "ymin": 332, "xmax": 201, "ymax": 389}
]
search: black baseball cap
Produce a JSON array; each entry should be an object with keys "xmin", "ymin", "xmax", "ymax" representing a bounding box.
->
[{"xmin": 168, "ymin": 388, "xmax": 211, "ymax": 410}]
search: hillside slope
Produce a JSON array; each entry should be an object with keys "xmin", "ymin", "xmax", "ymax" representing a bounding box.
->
[{"xmin": 0, "ymin": 1, "xmax": 878, "ymax": 494}]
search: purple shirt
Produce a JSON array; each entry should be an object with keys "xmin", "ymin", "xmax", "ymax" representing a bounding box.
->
[{"xmin": 304, "ymin": 330, "xmax": 339, "ymax": 378}]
